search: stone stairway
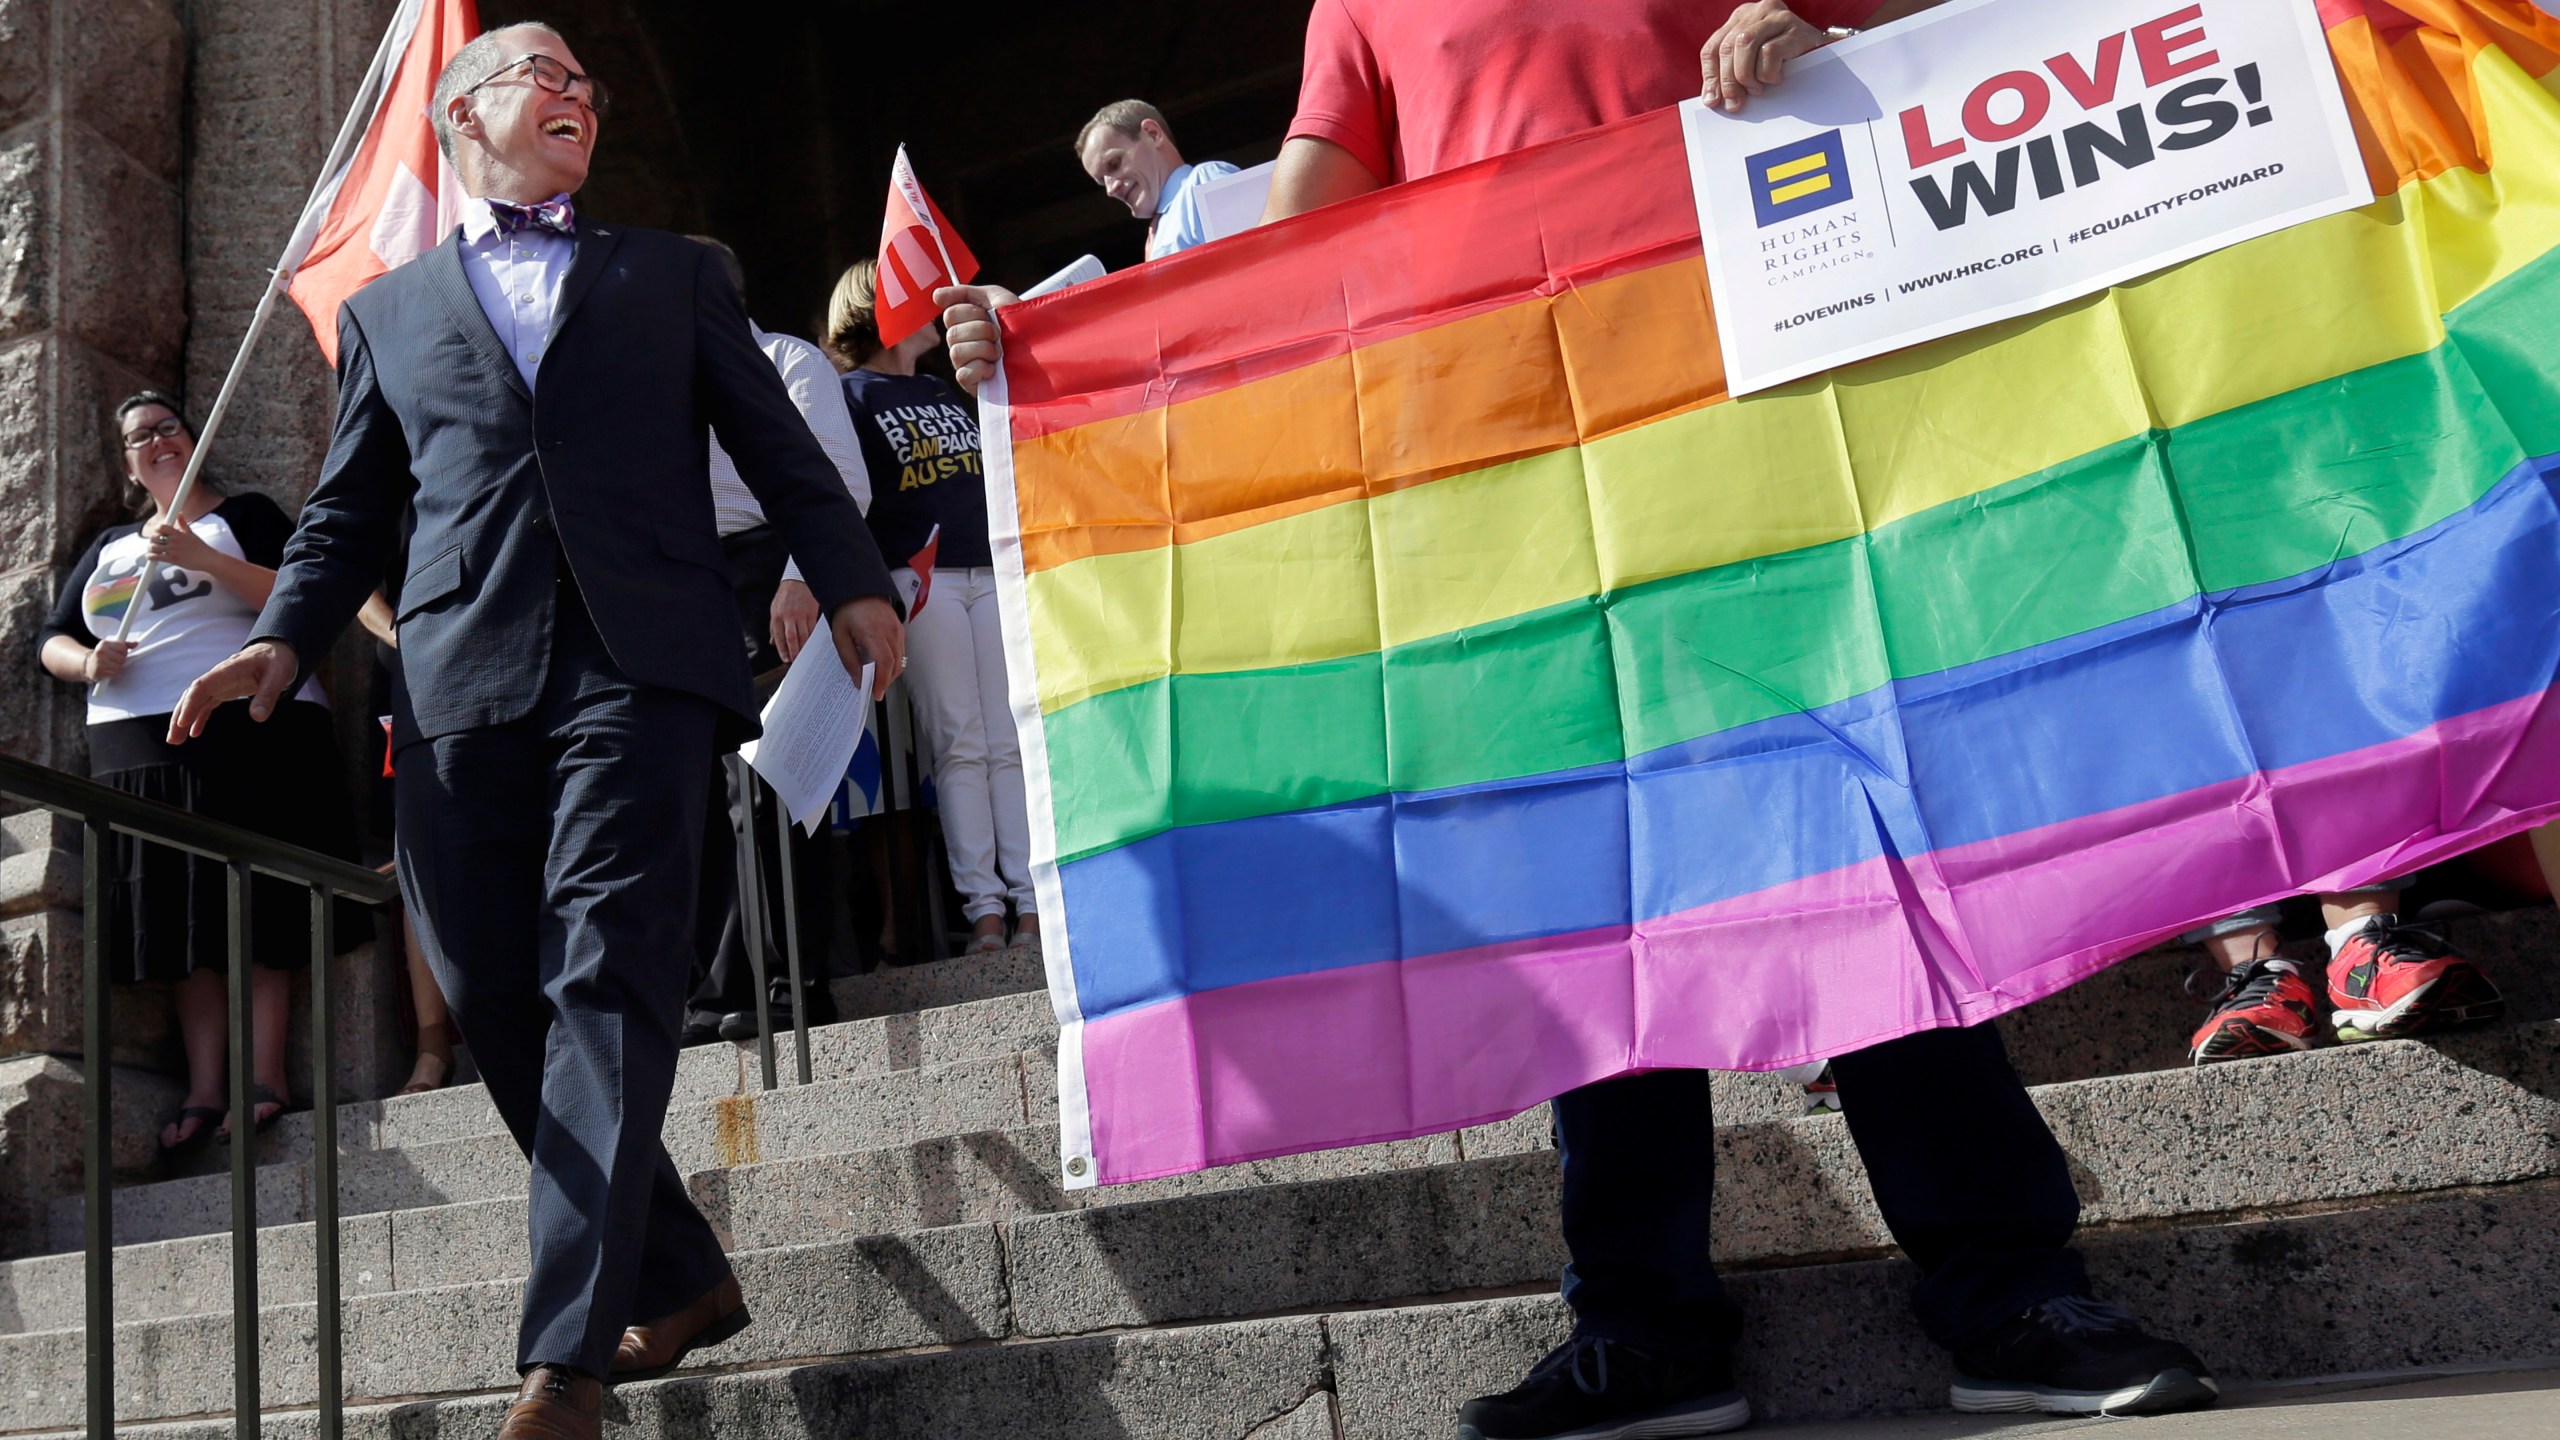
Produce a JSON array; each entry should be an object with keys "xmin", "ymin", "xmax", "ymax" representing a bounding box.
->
[{"xmin": 4, "ymin": 914, "xmax": 2558, "ymax": 1439}]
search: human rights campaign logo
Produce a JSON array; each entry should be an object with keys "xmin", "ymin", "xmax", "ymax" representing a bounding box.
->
[{"xmin": 1747, "ymin": 131, "xmax": 1852, "ymax": 228}]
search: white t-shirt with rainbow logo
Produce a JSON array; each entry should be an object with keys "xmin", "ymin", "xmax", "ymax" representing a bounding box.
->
[{"xmin": 45, "ymin": 493, "xmax": 327, "ymax": 725}]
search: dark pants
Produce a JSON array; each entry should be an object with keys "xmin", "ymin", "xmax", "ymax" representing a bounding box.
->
[
  {"xmin": 720, "ymin": 522, "xmax": 790, "ymax": 673},
  {"xmin": 1556, "ymin": 1022, "xmax": 2086, "ymax": 1355},
  {"xmin": 395, "ymin": 593, "xmax": 731, "ymax": 1375}
]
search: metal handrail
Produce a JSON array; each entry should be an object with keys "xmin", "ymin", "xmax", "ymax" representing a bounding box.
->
[
  {"xmin": 7, "ymin": 682, "xmax": 953, "ymax": 1428},
  {"xmin": 0, "ymin": 754, "xmax": 398, "ymax": 897},
  {"xmin": 731, "ymin": 688, "xmax": 953, "ymax": 1091},
  {"xmin": 0, "ymin": 750, "xmax": 397, "ymax": 1440}
]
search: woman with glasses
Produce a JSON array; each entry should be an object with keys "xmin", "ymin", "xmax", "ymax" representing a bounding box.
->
[{"xmin": 35, "ymin": 390, "xmax": 359, "ymax": 1161}]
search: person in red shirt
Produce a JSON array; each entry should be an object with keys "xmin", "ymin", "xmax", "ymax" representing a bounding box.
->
[
  {"xmin": 939, "ymin": 5, "xmax": 2216, "ymax": 1434},
  {"xmin": 1261, "ymin": 8, "xmax": 2214, "ymax": 1437},
  {"xmin": 1271, "ymin": 0, "xmax": 1885, "ymax": 201}
]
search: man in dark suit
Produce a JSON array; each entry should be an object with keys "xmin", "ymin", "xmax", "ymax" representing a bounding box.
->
[{"xmin": 170, "ymin": 23, "xmax": 904, "ymax": 1438}]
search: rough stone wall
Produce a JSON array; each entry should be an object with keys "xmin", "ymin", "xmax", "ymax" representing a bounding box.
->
[
  {"xmin": 0, "ymin": 1, "xmax": 411, "ymax": 1224},
  {"xmin": 0, "ymin": 1053, "xmax": 184, "ymax": 1257},
  {"xmin": 0, "ymin": 0, "xmax": 189, "ymax": 774},
  {"xmin": 185, "ymin": 0, "xmax": 403, "ymax": 850},
  {"xmin": 0, "ymin": 809, "xmax": 176, "ymax": 1066},
  {"xmin": 183, "ymin": 0, "xmax": 397, "ymax": 510}
]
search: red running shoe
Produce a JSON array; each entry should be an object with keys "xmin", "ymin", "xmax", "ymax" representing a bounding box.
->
[
  {"xmin": 2188, "ymin": 958, "xmax": 2322, "ymax": 1065},
  {"xmin": 2326, "ymin": 915, "xmax": 2505, "ymax": 1043}
]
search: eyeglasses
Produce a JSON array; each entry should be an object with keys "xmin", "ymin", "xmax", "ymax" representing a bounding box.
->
[
  {"xmin": 121, "ymin": 417, "xmax": 186, "ymax": 449},
  {"xmin": 464, "ymin": 53, "xmax": 611, "ymax": 115}
]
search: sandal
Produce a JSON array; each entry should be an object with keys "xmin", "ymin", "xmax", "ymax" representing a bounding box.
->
[
  {"xmin": 217, "ymin": 1083, "xmax": 289, "ymax": 1141},
  {"xmin": 399, "ymin": 1023, "xmax": 456, "ymax": 1096},
  {"xmin": 965, "ymin": 931, "xmax": 1008, "ymax": 956},
  {"xmin": 1007, "ymin": 929, "xmax": 1044, "ymax": 962},
  {"xmin": 160, "ymin": 1106, "xmax": 223, "ymax": 1160},
  {"xmin": 398, "ymin": 1050, "xmax": 453, "ymax": 1096}
]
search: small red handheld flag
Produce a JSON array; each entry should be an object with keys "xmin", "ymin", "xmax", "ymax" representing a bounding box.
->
[
  {"xmin": 906, "ymin": 525, "xmax": 943, "ymax": 619},
  {"xmin": 875, "ymin": 146, "xmax": 978, "ymax": 350}
]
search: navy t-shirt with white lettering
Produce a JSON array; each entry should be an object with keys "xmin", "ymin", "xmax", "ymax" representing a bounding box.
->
[{"xmin": 841, "ymin": 369, "xmax": 991, "ymax": 570}]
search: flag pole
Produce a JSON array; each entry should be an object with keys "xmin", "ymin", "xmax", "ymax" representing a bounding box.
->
[
  {"xmin": 107, "ymin": 0, "xmax": 421, "ymax": 648},
  {"xmin": 923, "ymin": 225, "xmax": 962, "ymax": 302},
  {"xmin": 897, "ymin": 145, "xmax": 967, "ymax": 307}
]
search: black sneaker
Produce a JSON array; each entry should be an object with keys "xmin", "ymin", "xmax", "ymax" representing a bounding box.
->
[
  {"xmin": 1951, "ymin": 1296, "xmax": 2217, "ymax": 1416},
  {"xmin": 1456, "ymin": 1335, "xmax": 1749, "ymax": 1439}
]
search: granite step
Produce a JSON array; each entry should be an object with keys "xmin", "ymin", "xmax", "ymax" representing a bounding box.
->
[
  {"xmin": 0, "ymin": 1116, "xmax": 1503, "ymax": 1336},
  {"xmin": 6, "ymin": 1020, "xmax": 2552, "ymax": 1425},
  {"xmin": 15, "ymin": 1178, "xmax": 2560, "ymax": 1437},
  {"xmin": 928, "ymin": 1019, "xmax": 2560, "ymax": 1339},
  {"xmin": 161, "ymin": 986, "xmax": 1059, "ymax": 1179},
  {"xmin": 47, "ymin": 1042, "xmax": 1054, "ymax": 1252},
  {"xmin": 14, "ymin": 1004, "xmax": 2553, "ymax": 1329},
  {"xmin": 828, "ymin": 947, "xmax": 1048, "ymax": 1020}
]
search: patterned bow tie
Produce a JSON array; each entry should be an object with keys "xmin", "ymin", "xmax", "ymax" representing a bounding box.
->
[{"xmin": 487, "ymin": 197, "xmax": 576, "ymax": 237}]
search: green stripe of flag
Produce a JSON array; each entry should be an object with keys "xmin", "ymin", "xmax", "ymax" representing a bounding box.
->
[{"xmin": 1042, "ymin": 246, "xmax": 2560, "ymax": 866}]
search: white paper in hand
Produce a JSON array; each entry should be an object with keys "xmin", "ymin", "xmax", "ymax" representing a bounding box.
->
[
  {"xmin": 1023, "ymin": 254, "xmax": 1106, "ymax": 298},
  {"xmin": 740, "ymin": 641, "xmax": 875, "ymax": 835}
]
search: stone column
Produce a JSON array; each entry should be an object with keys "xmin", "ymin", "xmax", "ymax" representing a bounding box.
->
[
  {"xmin": 0, "ymin": 0, "xmax": 189, "ymax": 773},
  {"xmin": 0, "ymin": 813, "xmax": 184, "ymax": 1256},
  {"xmin": 0, "ymin": 0, "xmax": 188, "ymax": 1257},
  {"xmin": 0, "ymin": 0, "xmax": 411, "ymax": 1255},
  {"xmin": 183, "ymin": 0, "xmax": 399, "ymax": 502},
  {"xmin": 183, "ymin": 0, "xmax": 410, "ymax": 1109},
  {"xmin": 0, "ymin": 810, "xmax": 176, "ymax": 1068}
]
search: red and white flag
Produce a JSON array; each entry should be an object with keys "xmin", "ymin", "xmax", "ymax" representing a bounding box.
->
[
  {"xmin": 875, "ymin": 145, "xmax": 978, "ymax": 350},
  {"xmin": 283, "ymin": 0, "xmax": 479, "ymax": 361},
  {"xmin": 906, "ymin": 524, "xmax": 943, "ymax": 618}
]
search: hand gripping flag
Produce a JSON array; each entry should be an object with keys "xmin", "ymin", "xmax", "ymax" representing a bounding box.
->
[
  {"xmin": 984, "ymin": 0, "xmax": 2560, "ymax": 1188},
  {"xmin": 875, "ymin": 146, "xmax": 979, "ymax": 349},
  {"xmin": 283, "ymin": 0, "xmax": 478, "ymax": 360}
]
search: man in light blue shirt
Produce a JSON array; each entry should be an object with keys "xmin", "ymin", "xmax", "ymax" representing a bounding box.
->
[{"xmin": 1076, "ymin": 99, "xmax": 1239, "ymax": 260}]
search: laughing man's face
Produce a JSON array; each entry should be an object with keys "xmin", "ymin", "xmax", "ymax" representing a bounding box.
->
[{"xmin": 462, "ymin": 27, "xmax": 601, "ymax": 199}]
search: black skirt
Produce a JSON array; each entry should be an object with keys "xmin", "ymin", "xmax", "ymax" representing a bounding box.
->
[{"xmin": 87, "ymin": 699, "xmax": 361, "ymax": 983}]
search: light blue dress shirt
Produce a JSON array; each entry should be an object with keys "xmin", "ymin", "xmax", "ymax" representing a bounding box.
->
[
  {"xmin": 455, "ymin": 193, "xmax": 577, "ymax": 392},
  {"xmin": 1146, "ymin": 160, "xmax": 1241, "ymax": 261}
]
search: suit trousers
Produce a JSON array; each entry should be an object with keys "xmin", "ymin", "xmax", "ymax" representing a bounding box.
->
[
  {"xmin": 395, "ymin": 585, "xmax": 733, "ymax": 1375},
  {"xmin": 1555, "ymin": 1021, "xmax": 2088, "ymax": 1356}
]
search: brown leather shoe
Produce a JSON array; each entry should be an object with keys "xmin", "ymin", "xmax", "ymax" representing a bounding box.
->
[
  {"xmin": 498, "ymin": 1365, "xmax": 602, "ymax": 1440},
  {"xmin": 612, "ymin": 1273, "xmax": 751, "ymax": 1382}
]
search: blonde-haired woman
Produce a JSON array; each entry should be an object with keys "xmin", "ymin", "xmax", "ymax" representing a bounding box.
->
[{"xmin": 825, "ymin": 260, "xmax": 1036, "ymax": 958}]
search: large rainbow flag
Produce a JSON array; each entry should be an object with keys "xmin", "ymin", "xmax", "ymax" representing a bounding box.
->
[{"xmin": 984, "ymin": 0, "xmax": 2560, "ymax": 1187}]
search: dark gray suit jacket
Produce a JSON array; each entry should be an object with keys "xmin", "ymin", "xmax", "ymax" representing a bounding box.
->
[{"xmin": 254, "ymin": 220, "xmax": 896, "ymax": 749}]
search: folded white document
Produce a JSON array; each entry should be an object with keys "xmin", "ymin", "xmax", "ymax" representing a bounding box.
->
[{"xmin": 741, "ymin": 640, "xmax": 875, "ymax": 834}]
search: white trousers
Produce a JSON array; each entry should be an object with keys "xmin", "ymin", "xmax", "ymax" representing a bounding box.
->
[{"xmin": 895, "ymin": 567, "xmax": 1035, "ymax": 921}]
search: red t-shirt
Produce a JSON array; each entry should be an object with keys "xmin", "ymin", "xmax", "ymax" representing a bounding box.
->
[{"xmin": 1289, "ymin": 0, "xmax": 1884, "ymax": 184}]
